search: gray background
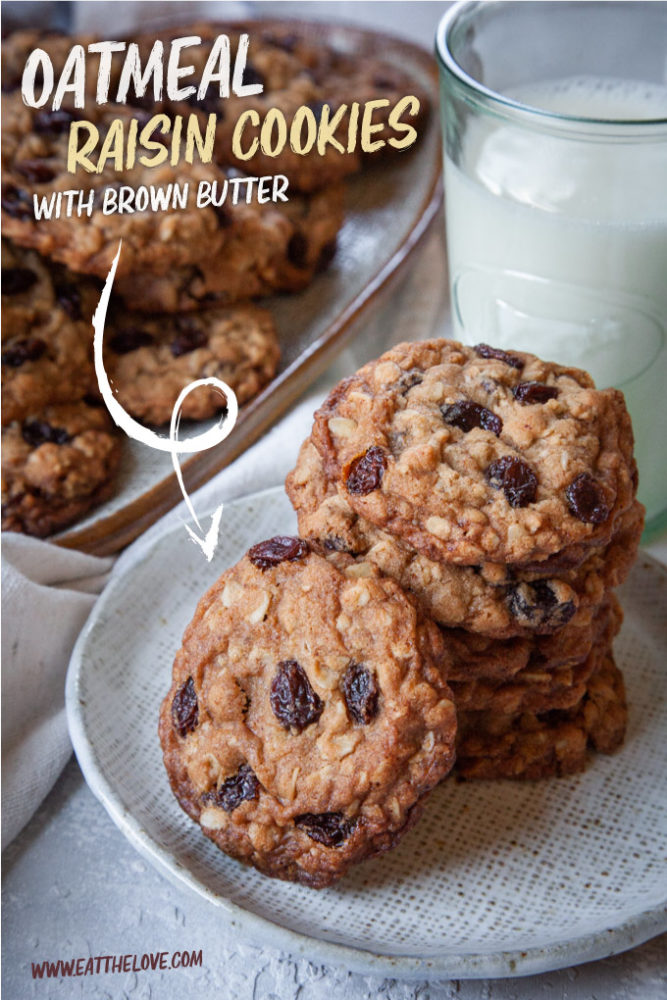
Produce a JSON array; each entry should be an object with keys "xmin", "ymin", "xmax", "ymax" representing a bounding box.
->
[{"xmin": 3, "ymin": 758, "xmax": 666, "ymax": 999}]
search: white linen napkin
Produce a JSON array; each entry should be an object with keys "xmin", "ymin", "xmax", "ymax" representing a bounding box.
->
[
  {"xmin": 1, "ymin": 229, "xmax": 448, "ymax": 848},
  {"xmin": 1, "ymin": 536, "xmax": 114, "ymax": 848}
]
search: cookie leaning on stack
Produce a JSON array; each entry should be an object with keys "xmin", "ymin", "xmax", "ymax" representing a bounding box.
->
[
  {"xmin": 159, "ymin": 538, "xmax": 457, "ymax": 888},
  {"xmin": 287, "ymin": 338, "xmax": 643, "ymax": 780}
]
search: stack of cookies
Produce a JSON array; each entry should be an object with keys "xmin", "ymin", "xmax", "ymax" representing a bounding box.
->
[
  {"xmin": 286, "ymin": 338, "xmax": 644, "ymax": 781},
  {"xmin": 159, "ymin": 337, "xmax": 642, "ymax": 890},
  {"xmin": 1, "ymin": 22, "xmax": 429, "ymax": 536}
]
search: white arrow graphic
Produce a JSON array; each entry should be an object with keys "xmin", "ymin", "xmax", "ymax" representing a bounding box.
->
[
  {"xmin": 93, "ymin": 241, "xmax": 238, "ymax": 559},
  {"xmin": 169, "ymin": 379, "xmax": 235, "ymax": 560}
]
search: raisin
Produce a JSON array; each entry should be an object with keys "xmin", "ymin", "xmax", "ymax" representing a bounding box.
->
[
  {"xmin": 55, "ymin": 282, "xmax": 82, "ymax": 320},
  {"xmin": 33, "ymin": 108, "xmax": 76, "ymax": 135},
  {"xmin": 21, "ymin": 420, "xmax": 71, "ymax": 447},
  {"xmin": 108, "ymin": 327, "xmax": 155, "ymax": 354},
  {"xmin": 270, "ymin": 660, "xmax": 323, "ymax": 733},
  {"xmin": 566, "ymin": 473, "xmax": 610, "ymax": 524},
  {"xmin": 183, "ymin": 84, "xmax": 221, "ymax": 115},
  {"xmin": 342, "ymin": 663, "xmax": 379, "ymax": 725},
  {"xmin": 248, "ymin": 536, "xmax": 309, "ymax": 570},
  {"xmin": 15, "ymin": 159, "xmax": 56, "ymax": 184},
  {"xmin": 373, "ymin": 74, "xmax": 397, "ymax": 90},
  {"xmin": 486, "ymin": 455, "xmax": 537, "ymax": 507},
  {"xmin": 170, "ymin": 323, "xmax": 208, "ymax": 357},
  {"xmin": 2, "ymin": 338, "xmax": 47, "ymax": 367},
  {"xmin": 508, "ymin": 580, "xmax": 576, "ymax": 629},
  {"xmin": 442, "ymin": 400, "xmax": 502, "ymax": 437},
  {"xmin": 83, "ymin": 393, "xmax": 105, "ymax": 408},
  {"xmin": 474, "ymin": 343, "xmax": 524, "ymax": 370},
  {"xmin": 287, "ymin": 232, "xmax": 309, "ymax": 269},
  {"xmin": 202, "ymin": 763, "xmax": 259, "ymax": 812},
  {"xmin": 513, "ymin": 382, "xmax": 559, "ymax": 405},
  {"xmin": 398, "ymin": 369, "xmax": 423, "ymax": 396},
  {"xmin": 294, "ymin": 812, "xmax": 355, "ymax": 847},
  {"xmin": 2, "ymin": 267, "xmax": 37, "ymax": 295},
  {"xmin": 242, "ymin": 63, "xmax": 265, "ymax": 89},
  {"xmin": 2, "ymin": 185, "xmax": 33, "ymax": 220},
  {"xmin": 316, "ymin": 239, "xmax": 337, "ymax": 273},
  {"xmin": 345, "ymin": 446, "xmax": 387, "ymax": 495},
  {"xmin": 129, "ymin": 107, "xmax": 152, "ymax": 127},
  {"xmin": 213, "ymin": 203, "xmax": 233, "ymax": 228},
  {"xmin": 125, "ymin": 92, "xmax": 157, "ymax": 111},
  {"xmin": 171, "ymin": 676, "xmax": 198, "ymax": 737},
  {"xmin": 306, "ymin": 99, "xmax": 326, "ymax": 119}
]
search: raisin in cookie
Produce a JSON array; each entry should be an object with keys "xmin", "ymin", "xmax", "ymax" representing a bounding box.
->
[
  {"xmin": 456, "ymin": 653, "xmax": 627, "ymax": 781},
  {"xmin": 159, "ymin": 539, "xmax": 456, "ymax": 887},
  {"xmin": 310, "ymin": 340, "xmax": 638, "ymax": 566},
  {"xmin": 2, "ymin": 241, "xmax": 99, "ymax": 422},
  {"xmin": 286, "ymin": 439, "xmax": 643, "ymax": 638},
  {"xmin": 2, "ymin": 398, "xmax": 121, "ymax": 537},
  {"xmin": 105, "ymin": 301, "xmax": 279, "ymax": 425}
]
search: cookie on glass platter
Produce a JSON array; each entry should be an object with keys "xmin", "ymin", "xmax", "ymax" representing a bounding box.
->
[
  {"xmin": 1, "ymin": 241, "xmax": 100, "ymax": 424},
  {"xmin": 1, "ymin": 398, "xmax": 121, "ymax": 537},
  {"xmin": 112, "ymin": 182, "xmax": 344, "ymax": 314},
  {"xmin": 122, "ymin": 21, "xmax": 430, "ymax": 193},
  {"xmin": 159, "ymin": 538, "xmax": 457, "ymax": 888},
  {"xmin": 104, "ymin": 300, "xmax": 280, "ymax": 426},
  {"xmin": 1, "ymin": 92, "xmax": 343, "ymax": 302}
]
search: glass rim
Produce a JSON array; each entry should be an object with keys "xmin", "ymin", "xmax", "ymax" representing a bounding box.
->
[{"xmin": 436, "ymin": 0, "xmax": 667, "ymax": 129}]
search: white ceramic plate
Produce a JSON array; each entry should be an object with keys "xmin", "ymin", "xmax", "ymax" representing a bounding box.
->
[{"xmin": 66, "ymin": 487, "xmax": 667, "ymax": 980}]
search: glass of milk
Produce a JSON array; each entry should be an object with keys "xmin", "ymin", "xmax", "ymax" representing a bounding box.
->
[{"xmin": 436, "ymin": 1, "xmax": 667, "ymax": 532}]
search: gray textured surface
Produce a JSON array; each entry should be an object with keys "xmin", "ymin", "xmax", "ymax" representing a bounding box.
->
[{"xmin": 2, "ymin": 758, "xmax": 666, "ymax": 1000}]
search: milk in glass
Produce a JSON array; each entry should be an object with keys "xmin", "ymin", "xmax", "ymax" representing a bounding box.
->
[{"xmin": 446, "ymin": 77, "xmax": 667, "ymax": 524}]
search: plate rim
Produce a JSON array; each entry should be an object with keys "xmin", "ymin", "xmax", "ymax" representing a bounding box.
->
[{"xmin": 65, "ymin": 485, "xmax": 667, "ymax": 981}]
